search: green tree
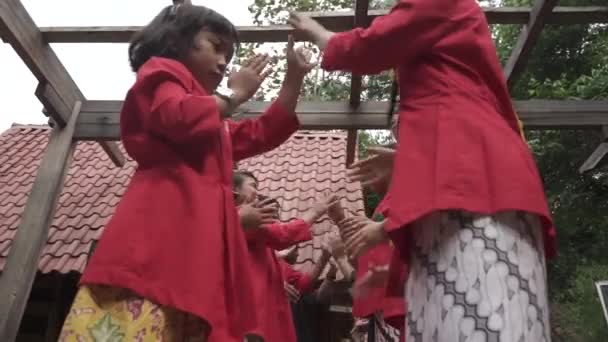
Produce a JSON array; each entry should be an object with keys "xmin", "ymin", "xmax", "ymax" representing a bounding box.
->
[{"xmin": 494, "ymin": 1, "xmax": 608, "ymax": 340}]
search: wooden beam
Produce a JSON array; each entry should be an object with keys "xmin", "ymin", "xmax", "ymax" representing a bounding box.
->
[
  {"xmin": 505, "ymin": 0, "xmax": 558, "ymax": 88},
  {"xmin": 72, "ymin": 100, "xmax": 608, "ymax": 140},
  {"xmin": 579, "ymin": 125, "xmax": 608, "ymax": 173},
  {"xmin": 0, "ymin": 0, "xmax": 124, "ymax": 166},
  {"xmin": 345, "ymin": 0, "xmax": 370, "ymax": 166},
  {"xmin": 0, "ymin": 100, "xmax": 81, "ymax": 342},
  {"xmin": 34, "ymin": 7, "xmax": 608, "ymax": 44},
  {"xmin": 345, "ymin": 131, "xmax": 358, "ymax": 166},
  {"xmin": 349, "ymin": 0, "xmax": 370, "ymax": 107}
]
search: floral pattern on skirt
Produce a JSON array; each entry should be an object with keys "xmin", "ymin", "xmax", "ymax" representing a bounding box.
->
[{"xmin": 59, "ymin": 285, "xmax": 209, "ymax": 342}]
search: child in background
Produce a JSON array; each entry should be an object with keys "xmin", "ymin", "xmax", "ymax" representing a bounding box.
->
[
  {"xmin": 60, "ymin": 3, "xmax": 314, "ymax": 341},
  {"xmin": 290, "ymin": 1, "xmax": 555, "ymax": 340},
  {"xmin": 233, "ymin": 170, "xmax": 337, "ymax": 342}
]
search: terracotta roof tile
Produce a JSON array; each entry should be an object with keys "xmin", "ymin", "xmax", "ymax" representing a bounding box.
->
[{"xmin": 0, "ymin": 126, "xmax": 364, "ymax": 276}]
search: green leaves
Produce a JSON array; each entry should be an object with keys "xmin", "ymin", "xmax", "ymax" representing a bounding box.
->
[{"xmin": 88, "ymin": 314, "xmax": 125, "ymax": 342}]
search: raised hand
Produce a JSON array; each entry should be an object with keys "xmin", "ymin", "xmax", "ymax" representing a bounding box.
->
[
  {"xmin": 326, "ymin": 233, "xmax": 346, "ymax": 259},
  {"xmin": 311, "ymin": 192, "xmax": 340, "ymax": 218},
  {"xmin": 287, "ymin": 12, "xmax": 332, "ymax": 49},
  {"xmin": 340, "ymin": 216, "xmax": 388, "ymax": 259},
  {"xmin": 238, "ymin": 197, "xmax": 278, "ymax": 229},
  {"xmin": 285, "ymin": 35, "xmax": 316, "ymax": 78},
  {"xmin": 327, "ymin": 197, "xmax": 345, "ymax": 224},
  {"xmin": 347, "ymin": 146, "xmax": 396, "ymax": 193},
  {"xmin": 227, "ymin": 53, "xmax": 273, "ymax": 104}
]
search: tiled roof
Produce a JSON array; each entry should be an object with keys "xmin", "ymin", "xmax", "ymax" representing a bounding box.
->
[{"xmin": 0, "ymin": 126, "xmax": 364, "ymax": 275}]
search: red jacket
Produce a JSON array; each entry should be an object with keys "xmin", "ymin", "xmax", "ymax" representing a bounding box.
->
[
  {"xmin": 321, "ymin": 0, "xmax": 556, "ymax": 258},
  {"xmin": 245, "ymin": 219, "xmax": 313, "ymax": 342},
  {"xmin": 80, "ymin": 57, "xmax": 299, "ymax": 341}
]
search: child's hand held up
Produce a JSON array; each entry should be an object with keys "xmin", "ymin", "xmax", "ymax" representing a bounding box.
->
[
  {"xmin": 227, "ymin": 54, "xmax": 273, "ymax": 105},
  {"xmin": 285, "ymin": 35, "xmax": 316, "ymax": 79}
]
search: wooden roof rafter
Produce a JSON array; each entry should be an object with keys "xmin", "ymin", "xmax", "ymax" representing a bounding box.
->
[
  {"xmin": 72, "ymin": 99, "xmax": 608, "ymax": 140},
  {"xmin": 33, "ymin": 6, "xmax": 608, "ymax": 44},
  {"xmin": 0, "ymin": 0, "xmax": 124, "ymax": 167}
]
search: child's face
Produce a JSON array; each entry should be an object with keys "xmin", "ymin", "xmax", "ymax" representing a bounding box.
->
[
  {"xmin": 183, "ymin": 30, "xmax": 234, "ymax": 92},
  {"xmin": 237, "ymin": 176, "xmax": 258, "ymax": 204}
]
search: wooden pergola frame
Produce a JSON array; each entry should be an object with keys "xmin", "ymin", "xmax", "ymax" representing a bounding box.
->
[{"xmin": 0, "ymin": 0, "xmax": 607, "ymax": 340}]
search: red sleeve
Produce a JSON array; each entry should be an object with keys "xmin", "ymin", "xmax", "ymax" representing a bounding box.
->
[
  {"xmin": 321, "ymin": 0, "xmax": 455, "ymax": 75},
  {"xmin": 281, "ymin": 261, "xmax": 314, "ymax": 294},
  {"xmin": 228, "ymin": 101, "xmax": 300, "ymax": 162},
  {"xmin": 246, "ymin": 219, "xmax": 313, "ymax": 250},
  {"xmin": 135, "ymin": 58, "xmax": 222, "ymax": 143}
]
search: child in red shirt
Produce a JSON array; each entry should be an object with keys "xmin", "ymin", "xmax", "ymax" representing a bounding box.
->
[
  {"xmin": 234, "ymin": 170, "xmax": 337, "ymax": 342},
  {"xmin": 59, "ymin": 3, "xmax": 315, "ymax": 342},
  {"xmin": 291, "ymin": 1, "xmax": 554, "ymax": 341}
]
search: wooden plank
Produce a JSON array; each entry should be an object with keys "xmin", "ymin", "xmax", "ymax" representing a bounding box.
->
[
  {"xmin": 579, "ymin": 125, "xmax": 608, "ymax": 173},
  {"xmin": 73, "ymin": 100, "xmax": 608, "ymax": 140},
  {"xmin": 349, "ymin": 0, "xmax": 369, "ymax": 107},
  {"xmin": 579, "ymin": 142, "xmax": 608, "ymax": 173},
  {"xmin": 0, "ymin": 0, "xmax": 124, "ymax": 166},
  {"xmin": 35, "ymin": 7, "xmax": 608, "ymax": 44},
  {"xmin": 0, "ymin": 100, "xmax": 81, "ymax": 342},
  {"xmin": 75, "ymin": 101, "xmax": 392, "ymax": 140},
  {"xmin": 505, "ymin": 0, "xmax": 558, "ymax": 88},
  {"xmin": 35, "ymin": 82, "xmax": 70, "ymax": 128},
  {"xmin": 345, "ymin": 131, "xmax": 358, "ymax": 166}
]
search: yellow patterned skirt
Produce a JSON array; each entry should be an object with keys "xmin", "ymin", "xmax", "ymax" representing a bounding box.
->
[{"xmin": 59, "ymin": 285, "xmax": 209, "ymax": 342}]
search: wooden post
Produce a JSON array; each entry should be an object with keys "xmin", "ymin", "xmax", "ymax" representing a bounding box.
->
[
  {"xmin": 504, "ymin": 0, "xmax": 559, "ymax": 88},
  {"xmin": 0, "ymin": 98, "xmax": 81, "ymax": 342},
  {"xmin": 346, "ymin": 0, "xmax": 370, "ymax": 167}
]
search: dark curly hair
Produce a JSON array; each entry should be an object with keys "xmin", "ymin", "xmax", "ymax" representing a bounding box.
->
[
  {"xmin": 233, "ymin": 170, "xmax": 257, "ymax": 190},
  {"xmin": 128, "ymin": 4, "xmax": 239, "ymax": 72}
]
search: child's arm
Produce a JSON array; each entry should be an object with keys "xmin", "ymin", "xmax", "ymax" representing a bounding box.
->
[
  {"xmin": 247, "ymin": 219, "xmax": 313, "ymax": 251},
  {"xmin": 147, "ymin": 75, "xmax": 222, "ymax": 143},
  {"xmin": 326, "ymin": 234, "xmax": 356, "ymax": 281},
  {"xmin": 315, "ymin": 262, "xmax": 338, "ymax": 303},
  {"xmin": 245, "ymin": 194, "xmax": 337, "ymax": 250},
  {"xmin": 140, "ymin": 56, "xmax": 267, "ymax": 143},
  {"xmin": 229, "ymin": 36, "xmax": 315, "ymax": 161},
  {"xmin": 289, "ymin": 0, "xmax": 455, "ymax": 75},
  {"xmin": 308, "ymin": 247, "xmax": 332, "ymax": 283}
]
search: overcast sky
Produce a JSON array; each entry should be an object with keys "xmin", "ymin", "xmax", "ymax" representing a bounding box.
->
[{"xmin": 0, "ymin": 0, "xmax": 254, "ymax": 133}]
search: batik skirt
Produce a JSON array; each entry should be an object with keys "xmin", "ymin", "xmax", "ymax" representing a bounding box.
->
[
  {"xmin": 58, "ymin": 285, "xmax": 209, "ymax": 342},
  {"xmin": 404, "ymin": 211, "xmax": 551, "ymax": 342}
]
